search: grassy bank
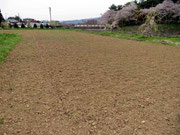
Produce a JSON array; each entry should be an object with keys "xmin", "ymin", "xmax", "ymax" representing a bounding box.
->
[
  {"xmin": 82, "ymin": 30, "xmax": 180, "ymax": 47},
  {"xmin": 0, "ymin": 33, "xmax": 21, "ymax": 62},
  {"xmin": 56, "ymin": 24, "xmax": 180, "ymax": 46}
]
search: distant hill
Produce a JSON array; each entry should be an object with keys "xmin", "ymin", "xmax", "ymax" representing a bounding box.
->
[{"xmin": 60, "ymin": 17, "xmax": 100, "ymax": 24}]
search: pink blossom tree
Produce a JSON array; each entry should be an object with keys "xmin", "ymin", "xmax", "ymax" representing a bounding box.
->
[
  {"xmin": 173, "ymin": 2, "xmax": 180, "ymax": 23},
  {"xmin": 139, "ymin": 0, "xmax": 180, "ymax": 24},
  {"xmin": 98, "ymin": 10, "xmax": 117, "ymax": 25},
  {"xmin": 99, "ymin": 0, "xmax": 180, "ymax": 29},
  {"xmin": 114, "ymin": 2, "xmax": 138, "ymax": 26}
]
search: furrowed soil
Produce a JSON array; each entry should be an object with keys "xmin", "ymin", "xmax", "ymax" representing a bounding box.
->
[{"xmin": 0, "ymin": 30, "xmax": 180, "ymax": 135}]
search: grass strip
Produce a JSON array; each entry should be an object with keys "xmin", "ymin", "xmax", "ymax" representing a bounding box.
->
[{"xmin": 0, "ymin": 33, "xmax": 21, "ymax": 62}]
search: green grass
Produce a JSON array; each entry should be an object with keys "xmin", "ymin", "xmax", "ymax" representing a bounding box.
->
[
  {"xmin": 0, "ymin": 33, "xmax": 21, "ymax": 62},
  {"xmin": 94, "ymin": 31, "xmax": 180, "ymax": 46}
]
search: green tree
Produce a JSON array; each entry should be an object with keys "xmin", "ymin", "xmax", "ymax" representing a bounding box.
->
[
  {"xmin": 109, "ymin": 4, "xmax": 117, "ymax": 11},
  {"xmin": 117, "ymin": 5, "xmax": 123, "ymax": 10},
  {"xmin": 109, "ymin": 4, "xmax": 123, "ymax": 11},
  {"xmin": 138, "ymin": 0, "xmax": 164, "ymax": 8},
  {"xmin": 0, "ymin": 10, "xmax": 4, "ymax": 26}
]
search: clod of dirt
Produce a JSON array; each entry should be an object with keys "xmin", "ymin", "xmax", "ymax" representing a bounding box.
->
[
  {"xmin": 141, "ymin": 120, "xmax": 146, "ymax": 124},
  {"xmin": 160, "ymin": 40, "xmax": 173, "ymax": 44}
]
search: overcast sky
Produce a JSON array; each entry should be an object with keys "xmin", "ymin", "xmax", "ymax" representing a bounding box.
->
[{"xmin": 1, "ymin": 0, "xmax": 132, "ymax": 21}]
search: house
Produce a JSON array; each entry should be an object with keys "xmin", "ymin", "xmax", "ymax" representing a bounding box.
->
[
  {"xmin": 7, "ymin": 19, "xmax": 18, "ymax": 25},
  {"xmin": 29, "ymin": 22, "xmax": 40, "ymax": 28},
  {"xmin": 23, "ymin": 18, "xmax": 42, "ymax": 28},
  {"xmin": 23, "ymin": 18, "xmax": 36, "ymax": 23}
]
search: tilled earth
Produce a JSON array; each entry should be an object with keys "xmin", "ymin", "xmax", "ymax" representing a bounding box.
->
[{"xmin": 0, "ymin": 30, "xmax": 180, "ymax": 135}]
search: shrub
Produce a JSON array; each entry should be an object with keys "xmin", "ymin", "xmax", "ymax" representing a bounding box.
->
[
  {"xmin": 27, "ymin": 23, "xmax": 32, "ymax": 28},
  {"xmin": 14, "ymin": 23, "xmax": 19, "ymax": 28},
  {"xmin": 8, "ymin": 23, "xmax": 12, "ymax": 28},
  {"xmin": 0, "ymin": 22, "xmax": 6, "ymax": 28},
  {"xmin": 21, "ymin": 23, "xmax": 25, "ymax": 28},
  {"xmin": 33, "ymin": 24, "xmax": 37, "ymax": 28},
  {"xmin": 40, "ymin": 24, "xmax": 44, "ymax": 29},
  {"xmin": 45, "ymin": 24, "xmax": 49, "ymax": 29}
]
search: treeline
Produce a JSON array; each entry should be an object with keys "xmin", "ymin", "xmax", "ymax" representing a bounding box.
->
[
  {"xmin": 138, "ymin": 0, "xmax": 179, "ymax": 8},
  {"xmin": 99, "ymin": 0, "xmax": 180, "ymax": 28}
]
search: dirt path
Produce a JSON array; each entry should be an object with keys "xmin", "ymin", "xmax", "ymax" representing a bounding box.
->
[{"xmin": 0, "ymin": 30, "xmax": 180, "ymax": 135}]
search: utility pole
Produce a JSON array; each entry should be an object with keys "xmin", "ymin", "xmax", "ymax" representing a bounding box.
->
[
  {"xmin": 49, "ymin": 7, "xmax": 52, "ymax": 22},
  {"xmin": 5, "ymin": 13, "xmax": 7, "ymax": 20},
  {"xmin": 18, "ymin": 13, "xmax": 20, "ymax": 22}
]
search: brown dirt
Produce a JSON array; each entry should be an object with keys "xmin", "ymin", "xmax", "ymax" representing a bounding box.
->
[{"xmin": 0, "ymin": 30, "xmax": 180, "ymax": 135}]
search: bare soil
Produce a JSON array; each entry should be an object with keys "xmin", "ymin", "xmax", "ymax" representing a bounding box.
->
[{"xmin": 0, "ymin": 30, "xmax": 180, "ymax": 135}]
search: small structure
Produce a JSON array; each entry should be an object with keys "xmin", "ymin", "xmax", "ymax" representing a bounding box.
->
[
  {"xmin": 74, "ymin": 24, "xmax": 105, "ymax": 30},
  {"xmin": 49, "ymin": 21, "xmax": 61, "ymax": 28},
  {"xmin": 41, "ymin": 20, "xmax": 50, "ymax": 26}
]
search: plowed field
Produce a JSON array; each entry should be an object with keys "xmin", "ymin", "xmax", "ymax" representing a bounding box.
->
[{"xmin": 0, "ymin": 30, "xmax": 180, "ymax": 135}]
